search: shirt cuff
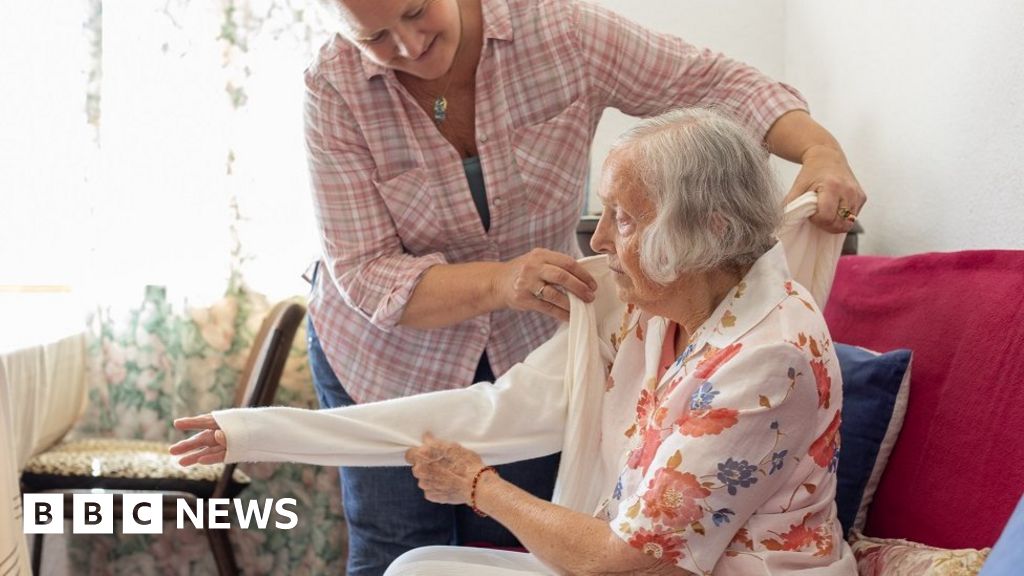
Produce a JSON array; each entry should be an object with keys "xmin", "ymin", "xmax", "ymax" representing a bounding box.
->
[
  {"xmin": 336, "ymin": 251, "xmax": 448, "ymax": 330},
  {"xmin": 212, "ymin": 408, "xmax": 252, "ymax": 464}
]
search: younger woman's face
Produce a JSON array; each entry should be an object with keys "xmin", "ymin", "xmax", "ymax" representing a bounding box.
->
[{"xmin": 333, "ymin": 0, "xmax": 462, "ymax": 80}]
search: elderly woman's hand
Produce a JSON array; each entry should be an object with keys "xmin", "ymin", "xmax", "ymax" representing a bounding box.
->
[
  {"xmin": 169, "ymin": 414, "xmax": 227, "ymax": 466},
  {"xmin": 495, "ymin": 248, "xmax": 597, "ymax": 323},
  {"xmin": 784, "ymin": 144, "xmax": 866, "ymax": 233},
  {"xmin": 405, "ymin": 433, "xmax": 487, "ymax": 505}
]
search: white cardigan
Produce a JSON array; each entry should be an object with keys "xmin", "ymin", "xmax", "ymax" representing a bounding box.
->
[{"xmin": 213, "ymin": 193, "xmax": 841, "ymax": 516}]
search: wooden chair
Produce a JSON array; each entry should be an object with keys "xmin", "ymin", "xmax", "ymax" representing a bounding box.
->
[{"xmin": 21, "ymin": 300, "xmax": 306, "ymax": 575}]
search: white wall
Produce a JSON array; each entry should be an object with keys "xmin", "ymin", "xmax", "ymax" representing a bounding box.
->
[
  {"xmin": 784, "ymin": 0, "xmax": 1024, "ymax": 254},
  {"xmin": 592, "ymin": 1, "xmax": 1024, "ymax": 255},
  {"xmin": 587, "ymin": 0, "xmax": 787, "ymax": 213}
]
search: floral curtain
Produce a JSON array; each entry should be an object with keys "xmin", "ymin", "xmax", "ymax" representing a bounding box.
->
[
  {"xmin": 63, "ymin": 285, "xmax": 347, "ymax": 575},
  {"xmin": 4, "ymin": 0, "xmax": 350, "ymax": 572}
]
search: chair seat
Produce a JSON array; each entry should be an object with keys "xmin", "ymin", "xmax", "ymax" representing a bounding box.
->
[{"xmin": 21, "ymin": 438, "xmax": 250, "ymax": 498}]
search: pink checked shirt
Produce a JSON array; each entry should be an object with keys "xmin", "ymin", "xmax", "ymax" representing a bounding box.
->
[{"xmin": 304, "ymin": 0, "xmax": 808, "ymax": 403}]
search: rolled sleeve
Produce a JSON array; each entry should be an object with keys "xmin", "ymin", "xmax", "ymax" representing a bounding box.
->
[
  {"xmin": 304, "ymin": 71, "xmax": 448, "ymax": 330},
  {"xmin": 333, "ymin": 252, "xmax": 448, "ymax": 329},
  {"xmin": 572, "ymin": 0, "xmax": 808, "ymax": 139}
]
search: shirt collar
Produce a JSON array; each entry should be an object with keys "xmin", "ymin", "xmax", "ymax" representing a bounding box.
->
[
  {"xmin": 481, "ymin": 0, "xmax": 514, "ymax": 42},
  {"xmin": 359, "ymin": 0, "xmax": 514, "ymax": 80},
  {"xmin": 684, "ymin": 242, "xmax": 792, "ymax": 357},
  {"xmin": 359, "ymin": 47, "xmax": 388, "ymax": 80}
]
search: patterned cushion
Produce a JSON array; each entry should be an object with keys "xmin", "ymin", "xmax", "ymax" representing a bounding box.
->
[
  {"xmin": 850, "ymin": 530, "xmax": 990, "ymax": 576},
  {"xmin": 21, "ymin": 438, "xmax": 249, "ymax": 498}
]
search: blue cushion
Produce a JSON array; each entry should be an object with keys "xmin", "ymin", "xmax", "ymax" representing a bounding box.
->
[
  {"xmin": 834, "ymin": 343, "xmax": 912, "ymax": 537},
  {"xmin": 979, "ymin": 491, "xmax": 1024, "ymax": 575}
]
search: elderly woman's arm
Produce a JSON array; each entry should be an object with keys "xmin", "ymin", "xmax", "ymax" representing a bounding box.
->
[
  {"xmin": 408, "ymin": 341, "xmax": 832, "ymax": 574},
  {"xmin": 406, "ymin": 435, "xmax": 691, "ymax": 576},
  {"xmin": 477, "ymin": 477, "xmax": 693, "ymax": 576},
  {"xmin": 171, "ymin": 320, "xmax": 572, "ymax": 467}
]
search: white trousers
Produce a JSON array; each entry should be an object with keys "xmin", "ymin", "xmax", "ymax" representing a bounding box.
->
[{"xmin": 384, "ymin": 546, "xmax": 556, "ymax": 576}]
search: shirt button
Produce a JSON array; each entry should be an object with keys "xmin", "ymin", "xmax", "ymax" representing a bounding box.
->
[
  {"xmin": 478, "ymin": 327, "xmax": 488, "ymax": 336},
  {"xmin": 493, "ymin": 197, "xmax": 502, "ymax": 206},
  {"xmin": 479, "ymin": 132, "xmax": 488, "ymax": 143}
]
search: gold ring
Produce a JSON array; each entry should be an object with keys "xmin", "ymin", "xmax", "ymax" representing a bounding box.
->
[
  {"xmin": 837, "ymin": 206, "xmax": 855, "ymax": 221},
  {"xmin": 533, "ymin": 284, "xmax": 547, "ymax": 300}
]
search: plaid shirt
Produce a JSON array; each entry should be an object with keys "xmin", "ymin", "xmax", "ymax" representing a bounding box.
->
[{"xmin": 304, "ymin": 0, "xmax": 807, "ymax": 403}]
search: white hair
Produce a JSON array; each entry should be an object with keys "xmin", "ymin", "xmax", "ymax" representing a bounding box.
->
[{"xmin": 610, "ymin": 108, "xmax": 782, "ymax": 284}]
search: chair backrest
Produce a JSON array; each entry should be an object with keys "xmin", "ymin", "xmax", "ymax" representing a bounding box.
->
[
  {"xmin": 214, "ymin": 300, "xmax": 305, "ymax": 498},
  {"xmin": 233, "ymin": 300, "xmax": 306, "ymax": 409}
]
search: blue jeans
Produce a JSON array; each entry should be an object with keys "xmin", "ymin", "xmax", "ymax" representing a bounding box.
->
[{"xmin": 307, "ymin": 316, "xmax": 561, "ymax": 576}]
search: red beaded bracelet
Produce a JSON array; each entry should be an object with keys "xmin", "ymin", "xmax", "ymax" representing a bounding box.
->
[{"xmin": 470, "ymin": 466, "xmax": 498, "ymax": 517}]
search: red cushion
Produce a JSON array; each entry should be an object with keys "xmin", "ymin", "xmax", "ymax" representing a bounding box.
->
[{"xmin": 824, "ymin": 250, "xmax": 1024, "ymax": 549}]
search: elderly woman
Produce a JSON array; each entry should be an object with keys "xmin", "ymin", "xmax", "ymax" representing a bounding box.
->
[{"xmin": 173, "ymin": 108, "xmax": 857, "ymax": 574}]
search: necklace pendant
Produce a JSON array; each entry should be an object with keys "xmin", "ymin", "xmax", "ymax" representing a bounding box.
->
[{"xmin": 433, "ymin": 96, "xmax": 448, "ymax": 123}]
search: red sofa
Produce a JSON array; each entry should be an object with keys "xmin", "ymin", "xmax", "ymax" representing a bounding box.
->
[{"xmin": 823, "ymin": 250, "xmax": 1024, "ymax": 550}]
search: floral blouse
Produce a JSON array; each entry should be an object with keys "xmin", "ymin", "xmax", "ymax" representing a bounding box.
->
[{"xmin": 599, "ymin": 244, "xmax": 854, "ymax": 575}]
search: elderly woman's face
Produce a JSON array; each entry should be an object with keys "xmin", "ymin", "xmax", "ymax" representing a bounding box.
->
[
  {"xmin": 330, "ymin": 0, "xmax": 461, "ymax": 80},
  {"xmin": 591, "ymin": 152, "xmax": 671, "ymax": 309}
]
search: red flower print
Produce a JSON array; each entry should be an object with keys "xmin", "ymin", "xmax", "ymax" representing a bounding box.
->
[
  {"xmin": 762, "ymin": 526, "xmax": 815, "ymax": 552},
  {"xmin": 653, "ymin": 407, "xmax": 669, "ymax": 428},
  {"xmin": 677, "ymin": 408, "xmax": 739, "ymax": 437},
  {"xmin": 730, "ymin": 527, "xmax": 754, "ymax": 550},
  {"xmin": 635, "ymin": 389, "xmax": 657, "ymax": 425},
  {"xmin": 811, "ymin": 359, "xmax": 831, "ymax": 409},
  {"xmin": 809, "ymin": 412, "xmax": 842, "ymax": 468},
  {"xmin": 627, "ymin": 426, "xmax": 662, "ymax": 474},
  {"xmin": 813, "ymin": 523, "xmax": 835, "ymax": 557},
  {"xmin": 761, "ymin": 513, "xmax": 816, "ymax": 551},
  {"xmin": 761, "ymin": 514, "xmax": 836, "ymax": 556},
  {"xmin": 628, "ymin": 528, "xmax": 686, "ymax": 563},
  {"xmin": 641, "ymin": 467, "xmax": 710, "ymax": 527},
  {"xmin": 662, "ymin": 376, "xmax": 683, "ymax": 399},
  {"xmin": 694, "ymin": 343, "xmax": 743, "ymax": 379}
]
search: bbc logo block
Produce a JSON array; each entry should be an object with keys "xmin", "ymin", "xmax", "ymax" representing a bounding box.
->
[
  {"xmin": 23, "ymin": 494, "xmax": 297, "ymax": 534},
  {"xmin": 24, "ymin": 494, "xmax": 163, "ymax": 534},
  {"xmin": 23, "ymin": 494, "xmax": 64, "ymax": 534}
]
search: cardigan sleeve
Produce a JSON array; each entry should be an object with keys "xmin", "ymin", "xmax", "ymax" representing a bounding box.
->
[{"xmin": 213, "ymin": 320, "xmax": 571, "ymax": 467}]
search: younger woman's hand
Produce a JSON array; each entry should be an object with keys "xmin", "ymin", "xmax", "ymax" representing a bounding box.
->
[
  {"xmin": 494, "ymin": 248, "xmax": 597, "ymax": 322},
  {"xmin": 785, "ymin": 145, "xmax": 866, "ymax": 233},
  {"xmin": 170, "ymin": 414, "xmax": 227, "ymax": 466}
]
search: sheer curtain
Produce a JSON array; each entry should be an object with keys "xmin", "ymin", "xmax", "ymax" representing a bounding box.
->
[
  {"xmin": 1, "ymin": 0, "xmax": 324, "ymax": 301},
  {"xmin": 2, "ymin": 0, "xmax": 348, "ymax": 573},
  {"xmin": 92, "ymin": 0, "xmax": 324, "ymax": 303}
]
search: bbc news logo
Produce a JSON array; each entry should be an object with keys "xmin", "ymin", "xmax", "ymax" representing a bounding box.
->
[{"xmin": 23, "ymin": 494, "xmax": 298, "ymax": 534}]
